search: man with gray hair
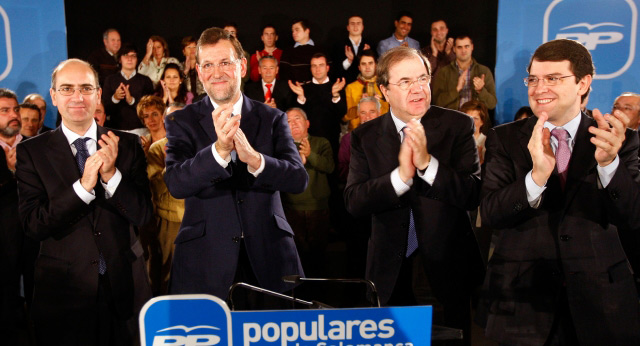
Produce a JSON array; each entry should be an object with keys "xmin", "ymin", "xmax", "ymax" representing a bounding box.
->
[
  {"xmin": 338, "ymin": 96, "xmax": 381, "ymax": 181},
  {"xmin": 244, "ymin": 55, "xmax": 293, "ymax": 111},
  {"xmin": 344, "ymin": 46, "xmax": 483, "ymax": 344},
  {"xmin": 88, "ymin": 28, "xmax": 121, "ymax": 86}
]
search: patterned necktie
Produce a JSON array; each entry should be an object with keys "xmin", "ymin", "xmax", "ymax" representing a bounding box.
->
[
  {"xmin": 551, "ymin": 127, "xmax": 571, "ymax": 187},
  {"xmin": 265, "ymin": 83, "xmax": 273, "ymax": 101},
  {"xmin": 73, "ymin": 137, "xmax": 107, "ymax": 274},
  {"xmin": 400, "ymin": 127, "xmax": 419, "ymax": 257},
  {"xmin": 73, "ymin": 137, "xmax": 91, "ymax": 175}
]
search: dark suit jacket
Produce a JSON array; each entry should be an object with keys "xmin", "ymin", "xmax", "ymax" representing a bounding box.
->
[
  {"xmin": 16, "ymin": 126, "xmax": 153, "ymax": 345},
  {"xmin": 102, "ymin": 72, "xmax": 154, "ymax": 130},
  {"xmin": 244, "ymin": 80, "xmax": 294, "ymax": 112},
  {"xmin": 164, "ymin": 95, "xmax": 308, "ymax": 299},
  {"xmin": 344, "ymin": 106, "xmax": 484, "ymax": 306},
  {"xmin": 477, "ymin": 114, "xmax": 640, "ymax": 345},
  {"xmin": 331, "ymin": 36, "xmax": 373, "ymax": 84}
]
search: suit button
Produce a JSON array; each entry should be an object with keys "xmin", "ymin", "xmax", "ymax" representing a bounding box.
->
[
  {"xmin": 610, "ymin": 191, "xmax": 619, "ymax": 200},
  {"xmin": 94, "ymin": 232, "xmax": 102, "ymax": 237},
  {"xmin": 514, "ymin": 202, "xmax": 523, "ymax": 211},
  {"xmin": 237, "ymin": 199, "xmax": 244, "ymax": 204},
  {"xmin": 232, "ymin": 236, "xmax": 241, "ymax": 243},
  {"xmin": 401, "ymin": 223, "xmax": 407, "ymax": 228},
  {"xmin": 91, "ymin": 260, "xmax": 98, "ymax": 265},
  {"xmin": 560, "ymin": 235, "xmax": 572, "ymax": 241}
]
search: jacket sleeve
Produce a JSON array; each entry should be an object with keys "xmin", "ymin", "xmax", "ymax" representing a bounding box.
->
[{"xmin": 475, "ymin": 66, "xmax": 497, "ymax": 110}]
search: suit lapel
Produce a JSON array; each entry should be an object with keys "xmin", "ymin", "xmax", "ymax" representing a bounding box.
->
[
  {"xmin": 422, "ymin": 107, "xmax": 443, "ymax": 153},
  {"xmin": 518, "ymin": 116, "xmax": 537, "ymax": 169},
  {"xmin": 563, "ymin": 113, "xmax": 596, "ymax": 207},
  {"xmin": 199, "ymin": 96, "xmax": 217, "ymax": 143},
  {"xmin": 239, "ymin": 95, "xmax": 260, "ymax": 144},
  {"xmin": 375, "ymin": 113, "xmax": 402, "ymax": 173},
  {"xmin": 47, "ymin": 128, "xmax": 81, "ymax": 186}
]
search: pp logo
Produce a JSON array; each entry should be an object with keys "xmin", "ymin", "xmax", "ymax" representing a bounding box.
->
[
  {"xmin": 0, "ymin": 5, "xmax": 13, "ymax": 82},
  {"xmin": 140, "ymin": 295, "xmax": 232, "ymax": 346},
  {"xmin": 153, "ymin": 325, "xmax": 221, "ymax": 346},
  {"xmin": 543, "ymin": 0, "xmax": 638, "ymax": 79}
]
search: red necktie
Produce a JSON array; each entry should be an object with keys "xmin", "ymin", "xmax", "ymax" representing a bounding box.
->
[{"xmin": 265, "ymin": 83, "xmax": 273, "ymax": 101}]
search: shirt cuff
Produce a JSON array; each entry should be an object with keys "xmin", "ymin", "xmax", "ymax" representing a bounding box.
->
[
  {"xmin": 297, "ymin": 97, "xmax": 306, "ymax": 105},
  {"xmin": 112, "ymin": 96, "xmax": 121, "ymax": 104},
  {"xmin": 332, "ymin": 95, "xmax": 341, "ymax": 103},
  {"xmin": 128, "ymin": 96, "xmax": 136, "ymax": 106},
  {"xmin": 391, "ymin": 167, "xmax": 412, "ymax": 196},
  {"xmin": 597, "ymin": 155, "xmax": 619, "ymax": 188},
  {"xmin": 211, "ymin": 142, "xmax": 231, "ymax": 168},
  {"xmin": 248, "ymin": 154, "xmax": 265, "ymax": 177},
  {"xmin": 73, "ymin": 180, "xmax": 96, "ymax": 204},
  {"xmin": 342, "ymin": 58, "xmax": 351, "ymax": 70},
  {"xmin": 525, "ymin": 170, "xmax": 546, "ymax": 207},
  {"xmin": 100, "ymin": 169, "xmax": 122, "ymax": 198},
  {"xmin": 416, "ymin": 156, "xmax": 438, "ymax": 185}
]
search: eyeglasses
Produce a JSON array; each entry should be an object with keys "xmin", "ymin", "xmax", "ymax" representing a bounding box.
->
[
  {"xmin": 56, "ymin": 86, "xmax": 97, "ymax": 96},
  {"xmin": 387, "ymin": 75, "xmax": 431, "ymax": 90},
  {"xmin": 524, "ymin": 75, "xmax": 574, "ymax": 87},
  {"xmin": 199, "ymin": 59, "xmax": 240, "ymax": 73},
  {"xmin": 0, "ymin": 106, "xmax": 20, "ymax": 115}
]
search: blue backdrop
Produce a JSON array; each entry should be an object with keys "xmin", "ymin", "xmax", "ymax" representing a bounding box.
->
[
  {"xmin": 0, "ymin": 0, "xmax": 67, "ymax": 128},
  {"xmin": 496, "ymin": 0, "xmax": 640, "ymax": 124}
]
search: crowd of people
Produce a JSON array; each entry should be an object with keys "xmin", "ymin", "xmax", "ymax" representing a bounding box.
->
[{"xmin": 1, "ymin": 11, "xmax": 640, "ymax": 346}]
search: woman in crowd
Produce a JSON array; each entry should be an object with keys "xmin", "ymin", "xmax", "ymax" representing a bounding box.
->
[
  {"xmin": 155, "ymin": 63, "xmax": 193, "ymax": 105},
  {"xmin": 138, "ymin": 35, "xmax": 180, "ymax": 87},
  {"xmin": 460, "ymin": 100, "xmax": 490, "ymax": 164},
  {"xmin": 137, "ymin": 95, "xmax": 167, "ymax": 154}
]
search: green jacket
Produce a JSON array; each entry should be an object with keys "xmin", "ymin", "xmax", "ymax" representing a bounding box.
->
[{"xmin": 432, "ymin": 58, "xmax": 497, "ymax": 110}]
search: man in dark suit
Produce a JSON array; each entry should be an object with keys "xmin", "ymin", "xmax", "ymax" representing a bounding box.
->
[
  {"xmin": 477, "ymin": 39, "xmax": 640, "ymax": 345},
  {"xmin": 344, "ymin": 46, "xmax": 484, "ymax": 344},
  {"xmin": 244, "ymin": 55, "xmax": 293, "ymax": 112},
  {"xmin": 164, "ymin": 28, "xmax": 307, "ymax": 303},
  {"xmin": 16, "ymin": 59, "xmax": 152, "ymax": 345},
  {"xmin": 332, "ymin": 15, "xmax": 373, "ymax": 84}
]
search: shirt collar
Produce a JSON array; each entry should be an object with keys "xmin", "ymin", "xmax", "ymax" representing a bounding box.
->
[
  {"xmin": 61, "ymin": 120, "xmax": 98, "ymax": 146},
  {"xmin": 120, "ymin": 70, "xmax": 136, "ymax": 80},
  {"xmin": 544, "ymin": 111, "xmax": 582, "ymax": 143},
  {"xmin": 262, "ymin": 79, "xmax": 276, "ymax": 87},
  {"xmin": 312, "ymin": 77, "xmax": 330, "ymax": 84},
  {"xmin": 210, "ymin": 94, "xmax": 244, "ymax": 116},
  {"xmin": 390, "ymin": 109, "xmax": 408, "ymax": 134},
  {"xmin": 0, "ymin": 134, "xmax": 23, "ymax": 150},
  {"xmin": 294, "ymin": 39, "xmax": 315, "ymax": 48}
]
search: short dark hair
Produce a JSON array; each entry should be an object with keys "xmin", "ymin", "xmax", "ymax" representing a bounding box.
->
[
  {"xmin": 223, "ymin": 22, "xmax": 238, "ymax": 31},
  {"xmin": 455, "ymin": 35, "xmax": 473, "ymax": 45},
  {"xmin": 0, "ymin": 88, "xmax": 18, "ymax": 102},
  {"xmin": 395, "ymin": 11, "xmax": 413, "ymax": 22},
  {"xmin": 196, "ymin": 27, "xmax": 245, "ymax": 64},
  {"xmin": 460, "ymin": 100, "xmax": 490, "ymax": 134},
  {"xmin": 358, "ymin": 50, "xmax": 376, "ymax": 65},
  {"xmin": 376, "ymin": 46, "xmax": 431, "ymax": 89},
  {"xmin": 311, "ymin": 52, "xmax": 328, "ymax": 64},
  {"xmin": 528, "ymin": 39, "xmax": 594, "ymax": 102},
  {"xmin": 261, "ymin": 25, "xmax": 277, "ymax": 35},
  {"xmin": 292, "ymin": 18, "xmax": 310, "ymax": 31},
  {"xmin": 116, "ymin": 43, "xmax": 137, "ymax": 63},
  {"xmin": 181, "ymin": 36, "xmax": 196, "ymax": 50},
  {"xmin": 20, "ymin": 103, "xmax": 41, "ymax": 120},
  {"xmin": 514, "ymin": 106, "xmax": 534, "ymax": 122},
  {"xmin": 347, "ymin": 14, "xmax": 363, "ymax": 23}
]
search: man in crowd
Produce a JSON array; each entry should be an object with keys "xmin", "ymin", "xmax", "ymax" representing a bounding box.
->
[
  {"xmin": 102, "ymin": 43, "xmax": 154, "ymax": 130},
  {"xmin": 283, "ymin": 107, "xmax": 334, "ymax": 280},
  {"xmin": 377, "ymin": 11, "xmax": 420, "ymax": 56},
  {"xmin": 279, "ymin": 19, "xmax": 323, "ymax": 83},
  {"xmin": 422, "ymin": 20, "xmax": 455, "ymax": 81},
  {"xmin": 16, "ymin": 59, "xmax": 152, "ymax": 345},
  {"xmin": 477, "ymin": 39, "xmax": 640, "ymax": 345},
  {"xmin": 23, "ymin": 93, "xmax": 52, "ymax": 133},
  {"xmin": 0, "ymin": 88, "xmax": 24, "ymax": 344},
  {"xmin": 94, "ymin": 102, "xmax": 107, "ymax": 126},
  {"xmin": 332, "ymin": 15, "xmax": 372, "ymax": 84},
  {"xmin": 344, "ymin": 47, "xmax": 483, "ymax": 344},
  {"xmin": 164, "ymin": 28, "xmax": 307, "ymax": 305},
  {"xmin": 289, "ymin": 53, "xmax": 346, "ymax": 155},
  {"xmin": 433, "ymin": 35, "xmax": 496, "ymax": 111},
  {"xmin": 88, "ymin": 28, "xmax": 121, "ymax": 87},
  {"xmin": 245, "ymin": 56, "xmax": 293, "ymax": 112},
  {"xmin": 250, "ymin": 25, "xmax": 282, "ymax": 82},
  {"xmin": 613, "ymin": 92, "xmax": 640, "ymax": 130},
  {"xmin": 342, "ymin": 50, "xmax": 389, "ymax": 131},
  {"xmin": 19, "ymin": 103, "xmax": 41, "ymax": 137},
  {"xmin": 338, "ymin": 96, "xmax": 381, "ymax": 182}
]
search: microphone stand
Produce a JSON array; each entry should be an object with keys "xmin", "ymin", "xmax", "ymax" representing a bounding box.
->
[{"xmin": 282, "ymin": 275, "xmax": 381, "ymax": 307}]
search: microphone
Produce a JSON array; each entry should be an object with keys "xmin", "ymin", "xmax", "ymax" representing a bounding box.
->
[
  {"xmin": 227, "ymin": 282, "xmax": 318, "ymax": 311},
  {"xmin": 282, "ymin": 275, "xmax": 381, "ymax": 307}
]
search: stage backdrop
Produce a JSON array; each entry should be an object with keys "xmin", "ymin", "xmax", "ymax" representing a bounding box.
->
[
  {"xmin": 0, "ymin": 0, "xmax": 67, "ymax": 129},
  {"xmin": 496, "ymin": 0, "xmax": 639, "ymax": 124}
]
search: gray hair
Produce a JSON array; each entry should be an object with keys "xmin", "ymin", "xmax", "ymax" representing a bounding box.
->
[
  {"xmin": 286, "ymin": 107, "xmax": 308, "ymax": 120},
  {"xmin": 357, "ymin": 96, "xmax": 381, "ymax": 113}
]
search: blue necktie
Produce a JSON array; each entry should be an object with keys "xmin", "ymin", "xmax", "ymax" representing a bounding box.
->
[
  {"xmin": 73, "ymin": 137, "xmax": 107, "ymax": 274},
  {"xmin": 400, "ymin": 127, "xmax": 418, "ymax": 257}
]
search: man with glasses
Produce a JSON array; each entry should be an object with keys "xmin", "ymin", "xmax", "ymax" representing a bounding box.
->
[
  {"xmin": 102, "ymin": 43, "xmax": 154, "ymax": 130},
  {"xmin": 164, "ymin": 27, "xmax": 307, "ymax": 306},
  {"xmin": 477, "ymin": 39, "xmax": 640, "ymax": 345},
  {"xmin": 15, "ymin": 59, "xmax": 152, "ymax": 345},
  {"xmin": 344, "ymin": 46, "xmax": 483, "ymax": 344}
]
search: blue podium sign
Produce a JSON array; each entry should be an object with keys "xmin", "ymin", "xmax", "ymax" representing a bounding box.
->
[
  {"xmin": 140, "ymin": 295, "xmax": 432, "ymax": 346},
  {"xmin": 496, "ymin": 0, "xmax": 640, "ymax": 124}
]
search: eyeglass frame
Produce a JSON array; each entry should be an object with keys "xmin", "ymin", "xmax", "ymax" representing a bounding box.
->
[
  {"xmin": 386, "ymin": 75, "xmax": 431, "ymax": 91},
  {"xmin": 54, "ymin": 86, "xmax": 98, "ymax": 96},
  {"xmin": 523, "ymin": 75, "xmax": 575, "ymax": 87},
  {"xmin": 198, "ymin": 59, "xmax": 241, "ymax": 73}
]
